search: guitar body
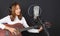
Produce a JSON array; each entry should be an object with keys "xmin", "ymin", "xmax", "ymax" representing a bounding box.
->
[{"xmin": 0, "ymin": 23, "xmax": 24, "ymax": 36}]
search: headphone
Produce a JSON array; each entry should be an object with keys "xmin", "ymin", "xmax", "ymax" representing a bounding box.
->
[{"xmin": 9, "ymin": 5, "xmax": 12, "ymax": 15}]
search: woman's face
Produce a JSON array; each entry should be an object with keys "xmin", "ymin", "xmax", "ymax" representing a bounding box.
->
[{"xmin": 15, "ymin": 5, "xmax": 21, "ymax": 16}]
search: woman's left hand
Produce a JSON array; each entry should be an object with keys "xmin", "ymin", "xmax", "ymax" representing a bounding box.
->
[{"xmin": 38, "ymin": 26, "xmax": 43, "ymax": 32}]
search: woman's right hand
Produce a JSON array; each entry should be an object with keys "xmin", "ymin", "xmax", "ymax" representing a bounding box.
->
[{"xmin": 4, "ymin": 26, "xmax": 19, "ymax": 35}]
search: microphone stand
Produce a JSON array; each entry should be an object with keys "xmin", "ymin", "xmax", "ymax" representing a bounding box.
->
[{"xmin": 37, "ymin": 17, "xmax": 50, "ymax": 36}]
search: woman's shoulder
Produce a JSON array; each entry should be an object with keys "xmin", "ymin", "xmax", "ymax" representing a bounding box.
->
[
  {"xmin": 22, "ymin": 16, "xmax": 25, "ymax": 19},
  {"xmin": 0, "ymin": 15, "xmax": 10, "ymax": 20},
  {"xmin": 22, "ymin": 16, "xmax": 24, "ymax": 18},
  {"xmin": 2, "ymin": 15, "xmax": 10, "ymax": 19},
  {"xmin": 4, "ymin": 15, "xmax": 10, "ymax": 18}
]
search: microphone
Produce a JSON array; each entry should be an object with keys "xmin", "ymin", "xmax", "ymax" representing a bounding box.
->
[
  {"xmin": 33, "ymin": 6, "xmax": 41, "ymax": 28},
  {"xmin": 33, "ymin": 6, "xmax": 50, "ymax": 36},
  {"xmin": 33, "ymin": 6, "xmax": 40, "ymax": 19}
]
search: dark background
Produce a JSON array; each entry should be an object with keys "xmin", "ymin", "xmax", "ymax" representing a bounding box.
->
[{"xmin": 0, "ymin": 0, "xmax": 59, "ymax": 36}]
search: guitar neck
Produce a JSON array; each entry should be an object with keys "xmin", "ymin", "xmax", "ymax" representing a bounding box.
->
[{"xmin": 19, "ymin": 25, "xmax": 39, "ymax": 32}]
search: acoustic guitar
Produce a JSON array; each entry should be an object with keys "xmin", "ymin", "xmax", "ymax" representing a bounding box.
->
[{"xmin": 0, "ymin": 23, "xmax": 37, "ymax": 36}]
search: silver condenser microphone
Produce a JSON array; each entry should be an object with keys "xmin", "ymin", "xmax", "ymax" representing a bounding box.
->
[{"xmin": 33, "ymin": 6, "xmax": 40, "ymax": 19}]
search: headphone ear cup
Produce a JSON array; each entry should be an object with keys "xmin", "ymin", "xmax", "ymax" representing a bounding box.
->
[
  {"xmin": 9, "ymin": 6, "xmax": 12, "ymax": 12},
  {"xmin": 9, "ymin": 6, "xmax": 12, "ymax": 15},
  {"xmin": 9, "ymin": 8, "xmax": 12, "ymax": 12}
]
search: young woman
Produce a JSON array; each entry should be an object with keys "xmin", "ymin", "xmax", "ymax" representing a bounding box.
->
[{"xmin": 0, "ymin": 2, "xmax": 43, "ymax": 36}]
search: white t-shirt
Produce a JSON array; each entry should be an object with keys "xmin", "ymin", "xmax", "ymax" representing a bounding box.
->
[{"xmin": 0, "ymin": 15, "xmax": 39, "ymax": 33}]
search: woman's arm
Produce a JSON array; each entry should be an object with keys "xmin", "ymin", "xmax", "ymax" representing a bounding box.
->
[
  {"xmin": 0, "ymin": 15, "xmax": 19, "ymax": 35},
  {"xmin": 0, "ymin": 16, "xmax": 8, "ymax": 29},
  {"xmin": 22, "ymin": 17, "xmax": 43, "ymax": 33}
]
